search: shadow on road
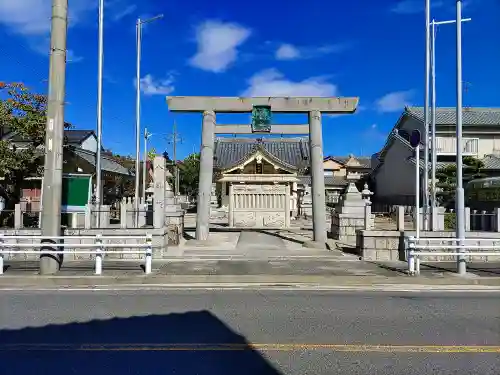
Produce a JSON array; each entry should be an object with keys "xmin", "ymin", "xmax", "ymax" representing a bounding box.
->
[{"xmin": 0, "ymin": 310, "xmax": 283, "ymax": 375}]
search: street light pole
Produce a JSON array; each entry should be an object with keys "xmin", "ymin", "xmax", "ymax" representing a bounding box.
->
[
  {"xmin": 134, "ymin": 14, "xmax": 163, "ymax": 225},
  {"xmin": 429, "ymin": 17, "xmax": 471, "ymax": 230},
  {"xmin": 142, "ymin": 128, "xmax": 151, "ymax": 203},
  {"xmin": 455, "ymin": 0, "xmax": 466, "ymax": 275},
  {"xmin": 95, "ymin": 0, "xmax": 104, "ymax": 226},
  {"xmin": 423, "ymin": 0, "xmax": 431, "ymax": 231},
  {"xmin": 40, "ymin": 0, "xmax": 68, "ymax": 274}
]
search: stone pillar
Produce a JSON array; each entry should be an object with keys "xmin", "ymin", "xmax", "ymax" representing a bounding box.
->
[
  {"xmin": 196, "ymin": 110, "xmax": 216, "ymax": 240},
  {"xmin": 301, "ymin": 185, "xmax": 312, "ymax": 217},
  {"xmin": 308, "ymin": 110, "xmax": 327, "ymax": 245},
  {"xmin": 153, "ymin": 156, "xmax": 166, "ymax": 228},
  {"xmin": 228, "ymin": 183, "xmax": 234, "ymax": 227},
  {"xmin": 14, "ymin": 204, "xmax": 22, "ymax": 229},
  {"xmin": 120, "ymin": 200, "xmax": 127, "ymax": 229},
  {"xmin": 291, "ymin": 181, "xmax": 298, "ymax": 216},
  {"xmin": 84, "ymin": 204, "xmax": 92, "ymax": 229},
  {"xmin": 210, "ymin": 183, "xmax": 218, "ymax": 212},
  {"xmin": 465, "ymin": 207, "xmax": 471, "ymax": 231},
  {"xmin": 285, "ymin": 183, "xmax": 291, "ymax": 227},
  {"xmin": 495, "ymin": 208, "xmax": 500, "ymax": 232},
  {"xmin": 396, "ymin": 205, "xmax": 405, "ymax": 231}
]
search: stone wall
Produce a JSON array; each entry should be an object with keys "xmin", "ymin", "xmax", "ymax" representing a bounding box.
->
[
  {"xmin": 356, "ymin": 229, "xmax": 500, "ymax": 262},
  {"xmin": 0, "ymin": 227, "xmax": 169, "ymax": 261},
  {"xmin": 356, "ymin": 230, "xmax": 403, "ymax": 261}
]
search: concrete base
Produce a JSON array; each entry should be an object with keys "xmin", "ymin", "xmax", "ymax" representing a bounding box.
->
[
  {"xmin": 302, "ymin": 240, "xmax": 327, "ymax": 249},
  {"xmin": 184, "ymin": 239, "xmax": 223, "ymax": 248}
]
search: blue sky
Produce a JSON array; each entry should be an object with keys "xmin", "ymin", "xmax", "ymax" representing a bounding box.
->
[{"xmin": 1, "ymin": 0, "xmax": 499, "ymax": 159}]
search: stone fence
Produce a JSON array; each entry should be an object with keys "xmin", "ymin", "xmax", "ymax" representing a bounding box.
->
[{"xmin": 356, "ymin": 229, "xmax": 500, "ymax": 263}]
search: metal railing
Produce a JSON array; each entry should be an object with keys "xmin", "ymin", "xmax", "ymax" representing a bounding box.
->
[
  {"xmin": 0, "ymin": 234, "xmax": 152, "ymax": 276},
  {"xmin": 406, "ymin": 236, "xmax": 500, "ymax": 275}
]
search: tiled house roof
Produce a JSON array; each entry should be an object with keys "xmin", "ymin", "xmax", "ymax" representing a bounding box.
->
[
  {"xmin": 405, "ymin": 107, "xmax": 500, "ymax": 126},
  {"xmin": 214, "ymin": 137, "xmax": 311, "ymax": 171},
  {"xmin": 3, "ymin": 129, "xmax": 95, "ymax": 145},
  {"xmin": 70, "ymin": 146, "xmax": 132, "ymax": 176},
  {"xmin": 407, "ymin": 154, "xmax": 500, "ymax": 171},
  {"xmin": 324, "ymin": 156, "xmax": 372, "ymax": 169}
]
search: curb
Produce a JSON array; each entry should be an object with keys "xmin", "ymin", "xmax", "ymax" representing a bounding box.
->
[{"xmin": 1, "ymin": 283, "xmax": 500, "ymax": 292}]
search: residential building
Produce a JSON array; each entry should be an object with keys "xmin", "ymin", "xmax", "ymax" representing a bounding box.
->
[
  {"xmin": 370, "ymin": 107, "xmax": 500, "ymax": 205},
  {"xmin": 0, "ymin": 129, "xmax": 132, "ymax": 210}
]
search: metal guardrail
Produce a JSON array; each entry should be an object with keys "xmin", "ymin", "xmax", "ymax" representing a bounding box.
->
[
  {"xmin": 0, "ymin": 234, "xmax": 152, "ymax": 276},
  {"xmin": 406, "ymin": 236, "xmax": 500, "ymax": 275}
]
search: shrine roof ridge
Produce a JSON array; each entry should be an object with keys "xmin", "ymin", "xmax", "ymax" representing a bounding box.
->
[
  {"xmin": 166, "ymin": 96, "xmax": 359, "ymax": 113},
  {"xmin": 215, "ymin": 136, "xmax": 309, "ymax": 143}
]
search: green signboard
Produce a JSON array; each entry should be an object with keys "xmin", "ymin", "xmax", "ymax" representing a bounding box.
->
[
  {"xmin": 61, "ymin": 174, "xmax": 92, "ymax": 212},
  {"xmin": 251, "ymin": 105, "xmax": 272, "ymax": 133}
]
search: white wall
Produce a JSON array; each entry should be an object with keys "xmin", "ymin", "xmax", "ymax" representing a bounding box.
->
[
  {"xmin": 435, "ymin": 134, "xmax": 500, "ymax": 158},
  {"xmin": 80, "ymin": 135, "xmax": 98, "ymax": 153},
  {"xmin": 374, "ymin": 138, "xmax": 417, "ymax": 204}
]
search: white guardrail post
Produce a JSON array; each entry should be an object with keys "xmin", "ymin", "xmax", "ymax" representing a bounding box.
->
[
  {"xmin": 0, "ymin": 234, "xmax": 4, "ymax": 275},
  {"xmin": 95, "ymin": 234, "xmax": 103, "ymax": 275},
  {"xmin": 407, "ymin": 236, "xmax": 416, "ymax": 276},
  {"xmin": 145, "ymin": 233, "xmax": 152, "ymax": 274}
]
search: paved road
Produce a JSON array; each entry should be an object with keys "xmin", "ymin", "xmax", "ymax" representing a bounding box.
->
[{"xmin": 0, "ymin": 290, "xmax": 499, "ymax": 374}]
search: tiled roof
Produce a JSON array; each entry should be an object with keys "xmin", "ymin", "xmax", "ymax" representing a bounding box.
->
[
  {"xmin": 406, "ymin": 107, "xmax": 500, "ymax": 126},
  {"xmin": 298, "ymin": 175, "xmax": 348, "ymax": 187},
  {"xmin": 65, "ymin": 130, "xmax": 95, "ymax": 144},
  {"xmin": 70, "ymin": 147, "xmax": 132, "ymax": 176},
  {"xmin": 325, "ymin": 156, "xmax": 372, "ymax": 169},
  {"xmin": 482, "ymin": 154, "xmax": 500, "ymax": 170},
  {"xmin": 407, "ymin": 155, "xmax": 500, "ymax": 171},
  {"xmin": 214, "ymin": 137, "xmax": 310, "ymax": 170},
  {"xmin": 3, "ymin": 129, "xmax": 95, "ymax": 144}
]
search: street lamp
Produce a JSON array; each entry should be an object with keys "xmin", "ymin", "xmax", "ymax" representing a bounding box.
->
[
  {"xmin": 142, "ymin": 128, "xmax": 152, "ymax": 203},
  {"xmin": 429, "ymin": 16, "xmax": 471, "ymax": 229},
  {"xmin": 95, "ymin": 0, "xmax": 104, "ymax": 227},
  {"xmin": 423, "ymin": 0, "xmax": 431, "ymax": 232},
  {"xmin": 134, "ymin": 14, "xmax": 163, "ymax": 225},
  {"xmin": 455, "ymin": 0, "xmax": 466, "ymax": 275}
]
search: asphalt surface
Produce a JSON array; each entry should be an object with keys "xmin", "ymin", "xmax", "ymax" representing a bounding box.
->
[{"xmin": 0, "ymin": 290, "xmax": 499, "ymax": 374}]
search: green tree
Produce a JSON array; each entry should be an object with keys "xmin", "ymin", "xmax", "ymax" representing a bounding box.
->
[
  {"xmin": 436, "ymin": 156, "xmax": 485, "ymax": 208},
  {"xmin": 176, "ymin": 153, "xmax": 200, "ymax": 199},
  {"xmin": 0, "ymin": 82, "xmax": 72, "ymax": 223}
]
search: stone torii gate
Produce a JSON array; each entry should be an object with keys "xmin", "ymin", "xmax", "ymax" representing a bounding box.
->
[{"xmin": 166, "ymin": 96, "xmax": 359, "ymax": 247}]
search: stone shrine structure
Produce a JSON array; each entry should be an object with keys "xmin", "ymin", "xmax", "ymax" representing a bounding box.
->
[
  {"xmin": 166, "ymin": 96, "xmax": 359, "ymax": 246},
  {"xmin": 331, "ymin": 182, "xmax": 373, "ymax": 246}
]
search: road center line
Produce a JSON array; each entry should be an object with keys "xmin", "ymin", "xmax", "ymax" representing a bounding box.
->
[{"xmin": 1, "ymin": 343, "xmax": 499, "ymax": 353}]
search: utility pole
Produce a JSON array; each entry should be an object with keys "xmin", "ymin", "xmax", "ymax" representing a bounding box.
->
[
  {"xmin": 142, "ymin": 128, "xmax": 151, "ymax": 203},
  {"xmin": 40, "ymin": 0, "xmax": 68, "ymax": 275},
  {"xmin": 134, "ymin": 14, "xmax": 163, "ymax": 225},
  {"xmin": 95, "ymin": 0, "xmax": 104, "ymax": 227},
  {"xmin": 455, "ymin": 0, "xmax": 466, "ymax": 275},
  {"xmin": 167, "ymin": 121, "xmax": 182, "ymax": 196},
  {"xmin": 423, "ymin": 0, "xmax": 431, "ymax": 231}
]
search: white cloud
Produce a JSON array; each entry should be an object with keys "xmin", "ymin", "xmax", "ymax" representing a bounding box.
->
[
  {"xmin": 241, "ymin": 69, "xmax": 337, "ymax": 97},
  {"xmin": 390, "ymin": 0, "xmax": 443, "ymax": 14},
  {"xmin": 0, "ymin": 0, "xmax": 96, "ymax": 35},
  {"xmin": 189, "ymin": 20, "xmax": 251, "ymax": 73},
  {"xmin": 275, "ymin": 43, "xmax": 348, "ymax": 61},
  {"xmin": 275, "ymin": 44, "xmax": 301, "ymax": 60},
  {"xmin": 375, "ymin": 90, "xmax": 414, "ymax": 113},
  {"xmin": 111, "ymin": 4, "xmax": 137, "ymax": 21},
  {"xmin": 136, "ymin": 74, "xmax": 175, "ymax": 96},
  {"xmin": 66, "ymin": 49, "xmax": 83, "ymax": 63}
]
